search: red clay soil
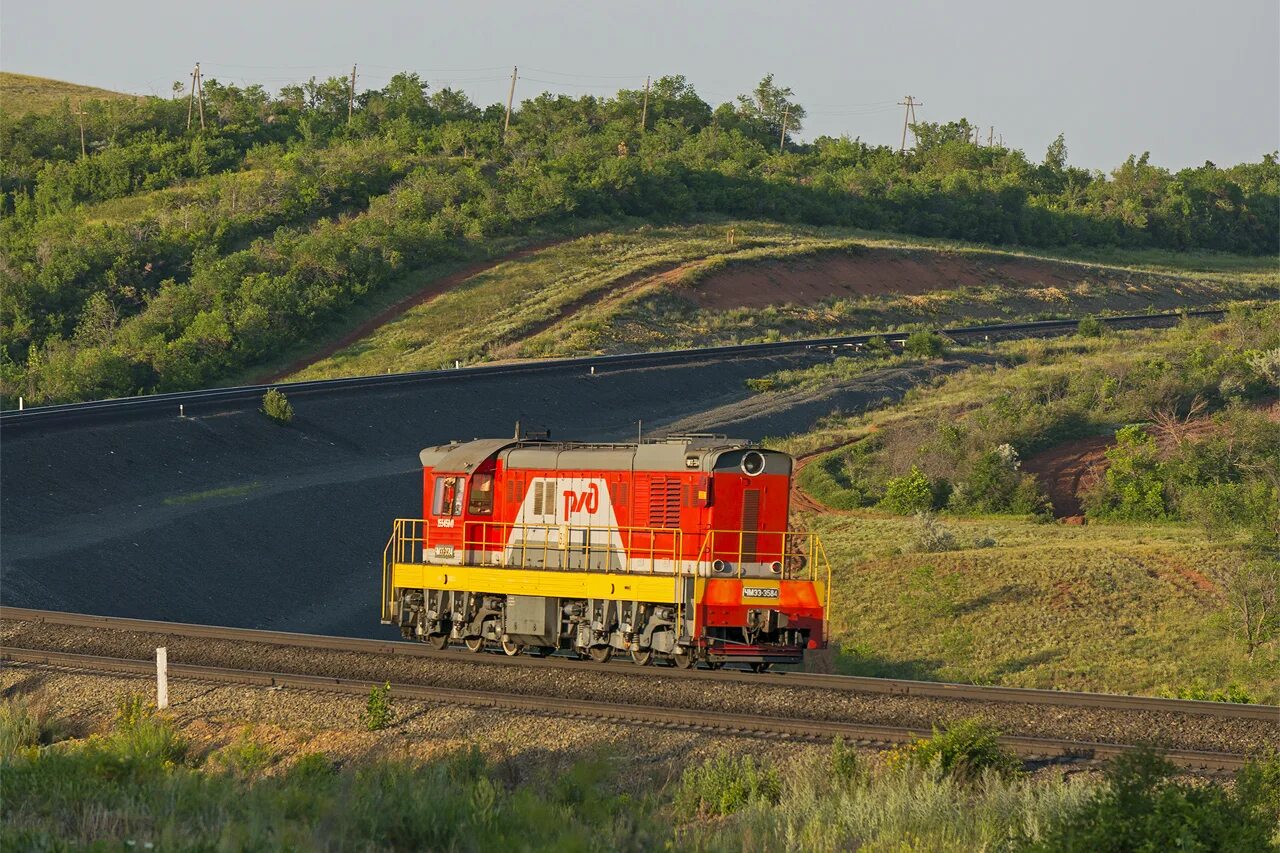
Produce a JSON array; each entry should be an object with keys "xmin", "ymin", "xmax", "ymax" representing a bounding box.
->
[
  {"xmin": 1021, "ymin": 435, "xmax": 1113, "ymax": 519},
  {"xmin": 689, "ymin": 249, "xmax": 1130, "ymax": 311},
  {"xmin": 256, "ymin": 239, "xmax": 566, "ymax": 383}
]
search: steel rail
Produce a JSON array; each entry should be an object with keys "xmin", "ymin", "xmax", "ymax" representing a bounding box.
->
[
  {"xmin": 4, "ymin": 606, "xmax": 1275, "ymax": 723},
  {"xmin": 0, "ymin": 646, "xmax": 1248, "ymax": 774},
  {"xmin": 0, "ymin": 308, "xmax": 1225, "ymax": 429}
]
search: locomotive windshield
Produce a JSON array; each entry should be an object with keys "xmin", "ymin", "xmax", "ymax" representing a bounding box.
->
[
  {"xmin": 432, "ymin": 476, "xmax": 464, "ymax": 516},
  {"xmin": 468, "ymin": 473, "xmax": 494, "ymax": 514}
]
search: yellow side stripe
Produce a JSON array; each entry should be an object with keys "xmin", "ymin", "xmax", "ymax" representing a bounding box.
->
[{"xmin": 391, "ymin": 563, "xmax": 684, "ymax": 603}]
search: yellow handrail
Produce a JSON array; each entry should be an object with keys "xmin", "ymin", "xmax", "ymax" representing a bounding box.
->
[{"xmin": 382, "ymin": 519, "xmax": 832, "ymax": 585}]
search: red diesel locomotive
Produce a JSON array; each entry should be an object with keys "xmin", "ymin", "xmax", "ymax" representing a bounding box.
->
[{"xmin": 381, "ymin": 434, "xmax": 830, "ymax": 669}]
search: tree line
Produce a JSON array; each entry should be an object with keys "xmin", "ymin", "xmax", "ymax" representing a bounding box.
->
[{"xmin": 2, "ymin": 72, "xmax": 1277, "ymax": 404}]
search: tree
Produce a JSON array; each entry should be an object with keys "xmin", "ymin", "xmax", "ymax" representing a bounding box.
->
[{"xmin": 732, "ymin": 74, "xmax": 806, "ymax": 148}]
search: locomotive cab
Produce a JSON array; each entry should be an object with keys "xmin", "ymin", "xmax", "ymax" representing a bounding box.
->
[{"xmin": 383, "ymin": 435, "xmax": 831, "ymax": 670}]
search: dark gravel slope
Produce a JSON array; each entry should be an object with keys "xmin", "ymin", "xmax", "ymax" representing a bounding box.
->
[{"xmin": 1, "ymin": 355, "xmax": 970, "ymax": 638}]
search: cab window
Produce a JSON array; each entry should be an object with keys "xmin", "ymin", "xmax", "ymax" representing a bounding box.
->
[
  {"xmin": 468, "ymin": 473, "xmax": 494, "ymax": 515},
  {"xmin": 432, "ymin": 476, "xmax": 464, "ymax": 516}
]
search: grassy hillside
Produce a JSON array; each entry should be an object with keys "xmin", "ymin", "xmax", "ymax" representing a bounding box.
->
[
  {"xmin": 809, "ymin": 511, "xmax": 1274, "ymax": 699},
  {"xmin": 290, "ymin": 220, "xmax": 1277, "ymax": 381},
  {"xmin": 3, "ymin": 69, "xmax": 1276, "ymax": 406},
  {"xmin": 777, "ymin": 309, "xmax": 1280, "ymax": 700},
  {"xmin": 0, "ymin": 72, "xmax": 140, "ymax": 115}
]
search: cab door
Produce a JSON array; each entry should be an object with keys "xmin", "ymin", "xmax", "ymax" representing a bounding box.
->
[{"xmin": 426, "ymin": 472, "xmax": 465, "ymax": 565}]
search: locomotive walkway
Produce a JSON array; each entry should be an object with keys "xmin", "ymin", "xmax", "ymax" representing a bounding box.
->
[
  {"xmin": 3, "ymin": 606, "xmax": 1273, "ymax": 775},
  {"xmin": 0, "ymin": 308, "xmax": 1222, "ymax": 430}
]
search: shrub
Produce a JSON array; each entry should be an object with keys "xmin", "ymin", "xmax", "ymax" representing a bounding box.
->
[
  {"xmin": 0, "ymin": 699, "xmax": 50, "ymax": 761},
  {"xmin": 1083, "ymin": 425, "xmax": 1168, "ymax": 521},
  {"xmin": 213, "ymin": 728, "xmax": 277, "ymax": 779},
  {"xmin": 909, "ymin": 513, "xmax": 958, "ymax": 554},
  {"xmin": 675, "ymin": 752, "xmax": 782, "ymax": 818},
  {"xmin": 949, "ymin": 444, "xmax": 1050, "ymax": 517},
  {"xmin": 886, "ymin": 719, "xmax": 1020, "ymax": 780},
  {"xmin": 115, "ymin": 692, "xmax": 151, "ymax": 730},
  {"xmin": 880, "ymin": 466, "xmax": 940, "ymax": 514},
  {"xmin": 1077, "ymin": 314, "xmax": 1105, "ymax": 337},
  {"xmin": 1031, "ymin": 748, "xmax": 1275, "ymax": 851},
  {"xmin": 828, "ymin": 737, "xmax": 865, "ymax": 787},
  {"xmin": 365, "ymin": 682, "xmax": 393, "ymax": 731},
  {"xmin": 904, "ymin": 330, "xmax": 946, "ymax": 359},
  {"xmin": 1235, "ymin": 749, "xmax": 1280, "ymax": 832},
  {"xmin": 261, "ymin": 388, "xmax": 294, "ymax": 424}
]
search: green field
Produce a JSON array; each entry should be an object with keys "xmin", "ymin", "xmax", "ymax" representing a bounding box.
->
[
  {"xmin": 809, "ymin": 511, "xmax": 1274, "ymax": 699},
  {"xmin": 0, "ymin": 72, "xmax": 141, "ymax": 115}
]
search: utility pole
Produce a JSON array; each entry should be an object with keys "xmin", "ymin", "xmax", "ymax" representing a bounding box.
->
[
  {"xmin": 998, "ymin": 133, "xmax": 1004, "ymax": 147},
  {"xmin": 186, "ymin": 64, "xmax": 197, "ymax": 130},
  {"xmin": 73, "ymin": 99, "xmax": 86, "ymax": 158},
  {"xmin": 778, "ymin": 104, "xmax": 790, "ymax": 153},
  {"xmin": 503, "ymin": 66, "xmax": 518, "ymax": 143},
  {"xmin": 639, "ymin": 75, "xmax": 650, "ymax": 134},
  {"xmin": 195, "ymin": 63, "xmax": 205, "ymax": 131},
  {"xmin": 988, "ymin": 125, "xmax": 994, "ymax": 146},
  {"xmin": 348, "ymin": 64, "xmax": 357, "ymax": 124},
  {"xmin": 898, "ymin": 95, "xmax": 921, "ymax": 153}
]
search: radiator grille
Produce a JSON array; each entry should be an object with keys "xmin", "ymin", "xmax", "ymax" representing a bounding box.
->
[
  {"xmin": 740, "ymin": 489, "xmax": 761, "ymax": 561},
  {"xmin": 647, "ymin": 479, "xmax": 681, "ymax": 528}
]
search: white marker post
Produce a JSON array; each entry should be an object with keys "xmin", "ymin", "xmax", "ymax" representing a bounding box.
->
[{"xmin": 156, "ymin": 647, "xmax": 169, "ymax": 709}]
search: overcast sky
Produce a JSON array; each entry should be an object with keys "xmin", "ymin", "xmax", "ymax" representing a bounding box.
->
[{"xmin": 3, "ymin": 0, "xmax": 1277, "ymax": 171}]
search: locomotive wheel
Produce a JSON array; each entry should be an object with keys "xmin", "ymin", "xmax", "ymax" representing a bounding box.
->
[
  {"xmin": 425, "ymin": 633, "xmax": 448, "ymax": 651},
  {"xmin": 464, "ymin": 636, "xmax": 485, "ymax": 653},
  {"xmin": 629, "ymin": 648, "xmax": 653, "ymax": 666},
  {"xmin": 501, "ymin": 639, "xmax": 523, "ymax": 657},
  {"xmin": 750, "ymin": 662, "xmax": 772, "ymax": 673},
  {"xmin": 672, "ymin": 650, "xmax": 696, "ymax": 670},
  {"xmin": 588, "ymin": 645, "xmax": 613, "ymax": 663},
  {"xmin": 706, "ymin": 662, "xmax": 724, "ymax": 670}
]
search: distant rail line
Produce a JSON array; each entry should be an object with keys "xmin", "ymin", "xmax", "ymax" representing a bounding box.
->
[
  {"xmin": 0, "ymin": 309, "xmax": 1222, "ymax": 430},
  {"xmin": 1, "ymin": 606, "xmax": 1269, "ymax": 774}
]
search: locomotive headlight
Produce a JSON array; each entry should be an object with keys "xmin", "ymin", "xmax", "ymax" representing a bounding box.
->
[{"xmin": 741, "ymin": 451, "xmax": 766, "ymax": 476}]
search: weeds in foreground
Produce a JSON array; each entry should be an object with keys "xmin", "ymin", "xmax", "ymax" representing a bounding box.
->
[
  {"xmin": 884, "ymin": 719, "xmax": 1021, "ymax": 780},
  {"xmin": 674, "ymin": 752, "xmax": 782, "ymax": 818},
  {"xmin": 1028, "ymin": 749, "xmax": 1278, "ymax": 851},
  {"xmin": 364, "ymin": 682, "xmax": 393, "ymax": 731}
]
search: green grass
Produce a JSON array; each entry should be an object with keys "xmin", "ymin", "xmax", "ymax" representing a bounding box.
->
[
  {"xmin": 290, "ymin": 220, "xmax": 1277, "ymax": 382},
  {"xmin": 0, "ymin": 72, "xmax": 142, "ymax": 115},
  {"xmin": 162, "ymin": 483, "xmax": 262, "ymax": 506},
  {"xmin": 7, "ymin": 699, "xmax": 1274, "ymax": 851},
  {"xmin": 806, "ymin": 510, "xmax": 1277, "ymax": 700}
]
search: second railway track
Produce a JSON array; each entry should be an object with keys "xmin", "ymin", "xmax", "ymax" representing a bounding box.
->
[
  {"xmin": 0, "ymin": 646, "xmax": 1251, "ymax": 775},
  {"xmin": 0, "ymin": 308, "xmax": 1226, "ymax": 429},
  {"xmin": 3, "ymin": 607, "xmax": 1275, "ymax": 772}
]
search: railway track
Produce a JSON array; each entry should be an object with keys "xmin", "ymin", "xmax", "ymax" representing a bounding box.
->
[
  {"xmin": 3, "ymin": 606, "xmax": 1272, "ymax": 722},
  {"xmin": 0, "ymin": 308, "xmax": 1223, "ymax": 429},
  {"xmin": 0, "ymin": 646, "xmax": 1250, "ymax": 775},
  {"xmin": 3, "ymin": 607, "xmax": 1273, "ymax": 775}
]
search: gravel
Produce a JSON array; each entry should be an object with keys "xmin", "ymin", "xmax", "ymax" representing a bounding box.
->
[
  {"xmin": 5, "ymin": 619, "xmax": 1273, "ymax": 755},
  {"xmin": 2, "ymin": 661, "xmax": 834, "ymax": 790}
]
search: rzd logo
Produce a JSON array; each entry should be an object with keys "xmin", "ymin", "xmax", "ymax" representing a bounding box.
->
[{"xmin": 563, "ymin": 483, "xmax": 600, "ymax": 517}]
